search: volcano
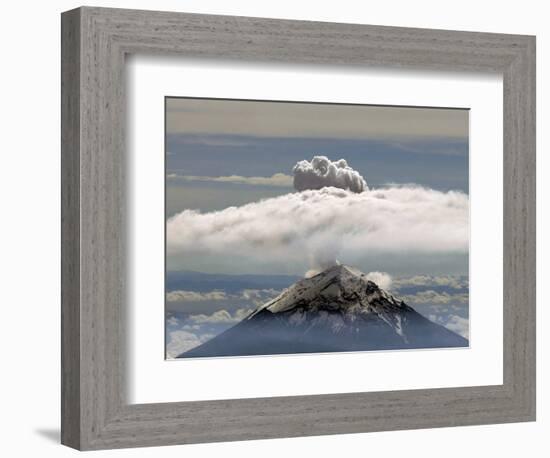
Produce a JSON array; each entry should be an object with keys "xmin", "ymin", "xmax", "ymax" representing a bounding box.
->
[{"xmin": 178, "ymin": 264, "xmax": 468, "ymax": 358}]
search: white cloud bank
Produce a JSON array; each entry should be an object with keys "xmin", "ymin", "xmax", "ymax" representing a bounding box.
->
[
  {"xmin": 167, "ymin": 186, "xmax": 469, "ymax": 269},
  {"xmin": 293, "ymin": 156, "xmax": 367, "ymax": 193}
]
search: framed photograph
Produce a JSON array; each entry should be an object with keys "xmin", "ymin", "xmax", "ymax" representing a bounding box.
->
[{"xmin": 61, "ymin": 6, "xmax": 536, "ymax": 450}]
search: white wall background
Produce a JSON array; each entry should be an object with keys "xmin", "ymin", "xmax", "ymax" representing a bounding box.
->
[{"xmin": 0, "ymin": 1, "xmax": 546, "ymax": 456}]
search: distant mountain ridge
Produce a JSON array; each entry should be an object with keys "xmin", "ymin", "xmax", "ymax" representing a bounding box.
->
[{"xmin": 179, "ymin": 264, "xmax": 468, "ymax": 358}]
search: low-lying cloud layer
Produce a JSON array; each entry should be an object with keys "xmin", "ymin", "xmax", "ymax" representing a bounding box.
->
[
  {"xmin": 187, "ymin": 308, "xmax": 253, "ymax": 325},
  {"xmin": 166, "ymin": 330, "xmax": 214, "ymax": 358},
  {"xmin": 428, "ymin": 314, "xmax": 469, "ymax": 339},
  {"xmin": 400, "ymin": 290, "xmax": 469, "ymax": 305},
  {"xmin": 167, "ymin": 186, "xmax": 469, "ymax": 270},
  {"xmin": 392, "ymin": 275, "xmax": 468, "ymax": 290},
  {"xmin": 292, "ymin": 156, "xmax": 368, "ymax": 193},
  {"xmin": 167, "ymin": 288, "xmax": 281, "ymax": 304},
  {"xmin": 165, "ymin": 308, "xmax": 255, "ymax": 357}
]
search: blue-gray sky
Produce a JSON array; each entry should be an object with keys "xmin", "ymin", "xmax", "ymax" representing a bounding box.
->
[{"xmin": 167, "ymin": 134, "xmax": 468, "ymax": 215}]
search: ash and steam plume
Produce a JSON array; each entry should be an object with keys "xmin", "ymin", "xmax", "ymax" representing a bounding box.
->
[{"xmin": 292, "ymin": 156, "xmax": 368, "ymax": 193}]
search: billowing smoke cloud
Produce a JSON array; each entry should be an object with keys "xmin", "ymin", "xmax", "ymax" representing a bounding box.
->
[
  {"xmin": 365, "ymin": 272, "xmax": 393, "ymax": 290},
  {"xmin": 305, "ymin": 260, "xmax": 341, "ymax": 279},
  {"xmin": 292, "ymin": 156, "xmax": 367, "ymax": 193},
  {"xmin": 167, "ymin": 186, "xmax": 469, "ymax": 270}
]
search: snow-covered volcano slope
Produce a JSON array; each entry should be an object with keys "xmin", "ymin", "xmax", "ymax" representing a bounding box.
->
[{"xmin": 179, "ymin": 264, "xmax": 468, "ymax": 358}]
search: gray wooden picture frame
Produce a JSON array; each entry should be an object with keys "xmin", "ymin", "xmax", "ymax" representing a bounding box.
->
[{"xmin": 61, "ymin": 6, "xmax": 536, "ymax": 451}]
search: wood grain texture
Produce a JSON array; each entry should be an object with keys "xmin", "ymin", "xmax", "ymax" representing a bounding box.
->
[
  {"xmin": 60, "ymin": 7, "xmax": 81, "ymax": 450},
  {"xmin": 60, "ymin": 6, "xmax": 536, "ymax": 450}
]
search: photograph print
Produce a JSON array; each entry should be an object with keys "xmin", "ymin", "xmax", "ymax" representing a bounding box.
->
[{"xmin": 165, "ymin": 97, "xmax": 470, "ymax": 359}]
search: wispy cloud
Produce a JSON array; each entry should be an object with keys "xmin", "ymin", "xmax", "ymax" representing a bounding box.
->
[
  {"xmin": 241, "ymin": 288, "xmax": 282, "ymax": 305},
  {"xmin": 169, "ymin": 136, "xmax": 252, "ymax": 147},
  {"xmin": 166, "ymin": 289, "xmax": 281, "ymax": 304},
  {"xmin": 167, "ymin": 173, "xmax": 293, "ymax": 188},
  {"xmin": 166, "ymin": 290, "xmax": 228, "ymax": 302}
]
